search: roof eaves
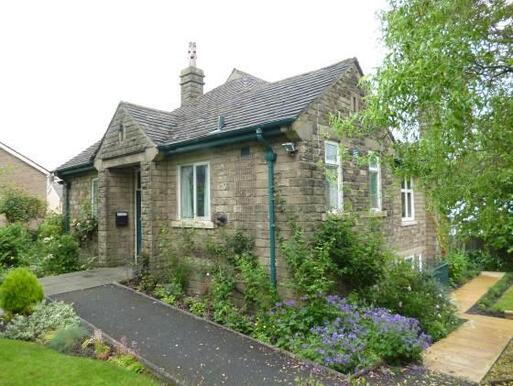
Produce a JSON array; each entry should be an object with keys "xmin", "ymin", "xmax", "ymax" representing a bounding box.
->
[{"xmin": 0, "ymin": 141, "xmax": 49, "ymax": 175}]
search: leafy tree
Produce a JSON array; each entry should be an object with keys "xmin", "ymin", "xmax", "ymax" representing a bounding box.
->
[{"xmin": 334, "ymin": 0, "xmax": 513, "ymax": 254}]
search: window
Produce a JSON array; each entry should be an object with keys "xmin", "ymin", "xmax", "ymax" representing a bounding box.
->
[
  {"xmin": 405, "ymin": 254, "xmax": 423, "ymax": 271},
  {"xmin": 91, "ymin": 178, "xmax": 98, "ymax": 217},
  {"xmin": 178, "ymin": 162, "xmax": 210, "ymax": 219},
  {"xmin": 324, "ymin": 141, "xmax": 342, "ymax": 211},
  {"xmin": 368, "ymin": 154, "xmax": 381, "ymax": 210},
  {"xmin": 351, "ymin": 95, "xmax": 358, "ymax": 113},
  {"xmin": 401, "ymin": 177, "xmax": 415, "ymax": 221},
  {"xmin": 118, "ymin": 123, "xmax": 126, "ymax": 143}
]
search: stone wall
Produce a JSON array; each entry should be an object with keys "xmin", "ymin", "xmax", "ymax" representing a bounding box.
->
[
  {"xmin": 292, "ymin": 62, "xmax": 437, "ymax": 261},
  {"xmin": 98, "ymin": 105, "xmax": 153, "ymax": 161},
  {"xmin": 66, "ymin": 170, "xmax": 99, "ymax": 258},
  {"xmin": 62, "ymin": 62, "xmax": 437, "ymax": 289}
]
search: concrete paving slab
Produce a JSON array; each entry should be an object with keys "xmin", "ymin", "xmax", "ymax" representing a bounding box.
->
[
  {"xmin": 40, "ymin": 267, "xmax": 134, "ymax": 296},
  {"xmin": 423, "ymin": 272, "xmax": 513, "ymax": 383}
]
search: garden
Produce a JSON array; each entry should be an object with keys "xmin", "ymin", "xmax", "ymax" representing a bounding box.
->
[
  {"xmin": 128, "ymin": 216, "xmax": 473, "ymax": 377},
  {"xmin": 0, "ymin": 188, "xmax": 159, "ymax": 384}
]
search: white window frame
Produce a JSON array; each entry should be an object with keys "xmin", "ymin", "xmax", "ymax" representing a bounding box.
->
[
  {"xmin": 401, "ymin": 177, "xmax": 415, "ymax": 222},
  {"xmin": 405, "ymin": 254, "xmax": 423, "ymax": 271},
  {"xmin": 324, "ymin": 141, "xmax": 343, "ymax": 212},
  {"xmin": 368, "ymin": 155, "xmax": 382, "ymax": 211},
  {"xmin": 177, "ymin": 162, "xmax": 210, "ymax": 220},
  {"xmin": 91, "ymin": 178, "xmax": 98, "ymax": 218}
]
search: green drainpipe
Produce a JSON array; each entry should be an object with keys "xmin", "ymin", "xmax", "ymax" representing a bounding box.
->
[
  {"xmin": 256, "ymin": 128, "xmax": 277, "ymax": 287},
  {"xmin": 64, "ymin": 181, "xmax": 71, "ymax": 232}
]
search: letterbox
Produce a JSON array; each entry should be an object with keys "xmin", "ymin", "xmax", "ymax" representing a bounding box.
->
[{"xmin": 115, "ymin": 211, "xmax": 129, "ymax": 226}]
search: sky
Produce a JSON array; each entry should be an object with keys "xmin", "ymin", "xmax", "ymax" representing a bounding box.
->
[{"xmin": 0, "ymin": 0, "xmax": 387, "ymax": 170}]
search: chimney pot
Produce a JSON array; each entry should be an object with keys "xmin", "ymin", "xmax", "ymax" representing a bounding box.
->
[{"xmin": 180, "ymin": 42, "xmax": 204, "ymax": 105}]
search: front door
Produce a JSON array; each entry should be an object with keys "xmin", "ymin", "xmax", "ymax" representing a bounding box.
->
[{"xmin": 135, "ymin": 170, "xmax": 142, "ymax": 260}]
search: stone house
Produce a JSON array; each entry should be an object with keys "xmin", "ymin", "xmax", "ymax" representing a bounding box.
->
[
  {"xmin": 0, "ymin": 141, "xmax": 62, "ymax": 219},
  {"xmin": 55, "ymin": 45, "xmax": 436, "ymax": 287}
]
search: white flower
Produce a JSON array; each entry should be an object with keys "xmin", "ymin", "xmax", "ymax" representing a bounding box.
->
[{"xmin": 398, "ymin": 301, "xmax": 403, "ymax": 308}]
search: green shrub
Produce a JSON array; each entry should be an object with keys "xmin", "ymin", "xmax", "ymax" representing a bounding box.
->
[
  {"xmin": 446, "ymin": 251, "xmax": 479, "ymax": 287},
  {"xmin": 314, "ymin": 216, "xmax": 388, "ymax": 290},
  {"xmin": 40, "ymin": 234, "xmax": 80, "ymax": 275},
  {"xmin": 358, "ymin": 261, "xmax": 459, "ymax": 341},
  {"xmin": 38, "ymin": 213, "xmax": 65, "ymax": 239},
  {"xmin": 184, "ymin": 296, "xmax": 208, "ymax": 317},
  {"xmin": 235, "ymin": 253, "xmax": 276, "ymax": 312},
  {"xmin": 2, "ymin": 301, "xmax": 81, "ymax": 341},
  {"xmin": 70, "ymin": 202, "xmax": 98, "ymax": 244},
  {"xmin": 0, "ymin": 188, "xmax": 46, "ymax": 223},
  {"xmin": 281, "ymin": 224, "xmax": 336, "ymax": 296},
  {"xmin": 210, "ymin": 268, "xmax": 251, "ymax": 333},
  {"xmin": 0, "ymin": 267, "xmax": 43, "ymax": 315},
  {"xmin": 0, "ymin": 223, "xmax": 32, "ymax": 267},
  {"xmin": 47, "ymin": 325, "xmax": 89, "ymax": 353},
  {"xmin": 153, "ymin": 282, "xmax": 183, "ymax": 305}
]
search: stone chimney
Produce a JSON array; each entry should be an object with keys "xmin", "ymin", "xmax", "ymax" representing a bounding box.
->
[{"xmin": 180, "ymin": 42, "xmax": 204, "ymax": 105}]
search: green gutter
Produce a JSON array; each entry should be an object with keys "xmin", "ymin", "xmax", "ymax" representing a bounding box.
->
[
  {"xmin": 256, "ymin": 128, "xmax": 277, "ymax": 288},
  {"xmin": 55, "ymin": 163, "xmax": 95, "ymax": 178},
  {"xmin": 159, "ymin": 118, "xmax": 294, "ymax": 156}
]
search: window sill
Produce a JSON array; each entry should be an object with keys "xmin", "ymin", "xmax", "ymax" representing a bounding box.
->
[
  {"xmin": 171, "ymin": 219, "xmax": 215, "ymax": 229},
  {"xmin": 363, "ymin": 210, "xmax": 387, "ymax": 218},
  {"xmin": 401, "ymin": 220, "xmax": 417, "ymax": 227}
]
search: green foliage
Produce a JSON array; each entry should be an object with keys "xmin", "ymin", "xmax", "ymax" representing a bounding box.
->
[
  {"xmin": 3, "ymin": 301, "xmax": 81, "ymax": 341},
  {"xmin": 235, "ymin": 253, "xmax": 276, "ymax": 312},
  {"xmin": 153, "ymin": 282, "xmax": 183, "ymax": 305},
  {"xmin": 47, "ymin": 325, "xmax": 88, "ymax": 353},
  {"xmin": 37, "ymin": 213, "xmax": 65, "ymax": 239},
  {"xmin": 476, "ymin": 273, "xmax": 513, "ymax": 314},
  {"xmin": 209, "ymin": 267, "xmax": 251, "ymax": 333},
  {"xmin": 0, "ymin": 268, "xmax": 43, "ymax": 315},
  {"xmin": 281, "ymin": 223, "xmax": 335, "ymax": 296},
  {"xmin": 206, "ymin": 230, "xmax": 255, "ymax": 264},
  {"xmin": 70, "ymin": 202, "xmax": 98, "ymax": 244},
  {"xmin": 184, "ymin": 296, "xmax": 208, "ymax": 317},
  {"xmin": 0, "ymin": 188, "xmax": 46, "ymax": 223},
  {"xmin": 109, "ymin": 354, "xmax": 145, "ymax": 374},
  {"xmin": 0, "ymin": 223, "xmax": 32, "ymax": 268},
  {"xmin": 358, "ymin": 261, "xmax": 459, "ymax": 341},
  {"xmin": 446, "ymin": 250, "xmax": 479, "ymax": 287},
  {"xmin": 314, "ymin": 216, "xmax": 388, "ymax": 290},
  {"xmin": 39, "ymin": 234, "xmax": 80, "ymax": 275},
  {"xmin": 82, "ymin": 329, "xmax": 111, "ymax": 360},
  {"xmin": 253, "ymin": 297, "xmax": 339, "ymax": 350},
  {"xmin": 336, "ymin": 0, "xmax": 513, "ymax": 254}
]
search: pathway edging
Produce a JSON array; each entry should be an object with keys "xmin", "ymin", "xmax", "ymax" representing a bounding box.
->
[{"xmin": 423, "ymin": 272, "xmax": 513, "ymax": 383}]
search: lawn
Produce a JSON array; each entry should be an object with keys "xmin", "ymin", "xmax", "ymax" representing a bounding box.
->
[
  {"xmin": 494, "ymin": 286, "xmax": 513, "ymax": 312},
  {"xmin": 0, "ymin": 339, "xmax": 160, "ymax": 386}
]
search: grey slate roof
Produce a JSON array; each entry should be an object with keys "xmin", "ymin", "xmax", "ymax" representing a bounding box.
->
[{"xmin": 56, "ymin": 58, "xmax": 358, "ymax": 172}]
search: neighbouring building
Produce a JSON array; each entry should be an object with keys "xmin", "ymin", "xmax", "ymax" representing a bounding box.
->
[
  {"xmin": 55, "ymin": 43, "xmax": 437, "ymax": 289},
  {"xmin": 0, "ymin": 141, "xmax": 62, "ymax": 218}
]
